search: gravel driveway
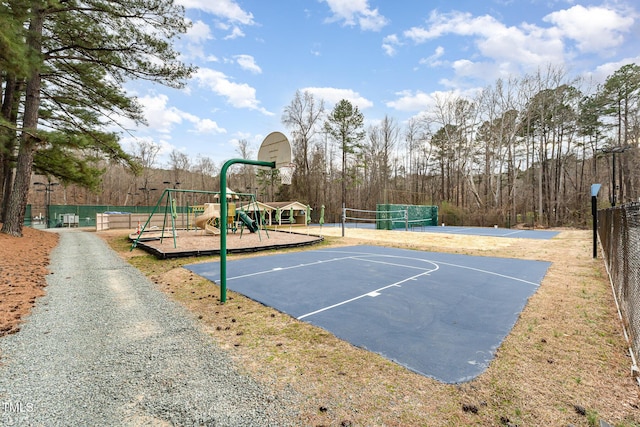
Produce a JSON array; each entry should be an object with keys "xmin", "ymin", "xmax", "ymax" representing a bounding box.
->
[{"xmin": 0, "ymin": 229, "xmax": 297, "ymax": 426}]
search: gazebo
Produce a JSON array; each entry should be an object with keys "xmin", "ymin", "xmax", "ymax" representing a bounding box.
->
[{"xmin": 263, "ymin": 201, "xmax": 311, "ymax": 226}]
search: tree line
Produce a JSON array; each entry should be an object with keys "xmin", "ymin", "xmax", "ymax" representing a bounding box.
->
[
  {"xmin": 282, "ymin": 64, "xmax": 640, "ymax": 226},
  {"xmin": 21, "ymin": 63, "xmax": 640, "ymax": 229},
  {"xmin": 3, "ymin": 3, "xmax": 638, "ymax": 232},
  {"xmin": 59, "ymin": 62, "xmax": 639, "ymax": 229}
]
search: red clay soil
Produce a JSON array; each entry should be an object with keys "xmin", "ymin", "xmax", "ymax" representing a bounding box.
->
[{"xmin": 0, "ymin": 225, "xmax": 59, "ymax": 337}]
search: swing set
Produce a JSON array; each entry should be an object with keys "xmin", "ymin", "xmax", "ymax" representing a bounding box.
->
[{"xmin": 129, "ymin": 188, "xmax": 271, "ymax": 250}]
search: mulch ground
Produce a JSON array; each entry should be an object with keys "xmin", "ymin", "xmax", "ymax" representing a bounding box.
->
[
  {"xmin": 0, "ymin": 225, "xmax": 58, "ymax": 337},
  {"xmin": 132, "ymin": 228, "xmax": 322, "ymax": 257}
]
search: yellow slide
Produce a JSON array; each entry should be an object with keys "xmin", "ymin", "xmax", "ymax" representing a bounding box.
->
[{"xmin": 195, "ymin": 203, "xmax": 221, "ymax": 235}]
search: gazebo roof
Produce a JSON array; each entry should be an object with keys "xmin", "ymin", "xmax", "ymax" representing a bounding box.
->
[
  {"xmin": 237, "ymin": 201, "xmax": 272, "ymax": 211},
  {"xmin": 264, "ymin": 201, "xmax": 310, "ymax": 210}
]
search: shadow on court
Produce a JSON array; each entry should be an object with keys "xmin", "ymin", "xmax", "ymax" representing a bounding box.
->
[{"xmin": 185, "ymin": 245, "xmax": 551, "ymax": 383}]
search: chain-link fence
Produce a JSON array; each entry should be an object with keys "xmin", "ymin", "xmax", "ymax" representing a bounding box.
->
[
  {"xmin": 26, "ymin": 204, "xmax": 171, "ymax": 228},
  {"xmin": 598, "ymin": 202, "xmax": 640, "ymax": 378}
]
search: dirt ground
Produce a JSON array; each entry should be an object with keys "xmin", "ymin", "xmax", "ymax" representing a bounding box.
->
[
  {"xmin": 3, "ymin": 225, "xmax": 640, "ymax": 426},
  {"xmin": 0, "ymin": 225, "xmax": 58, "ymax": 337}
]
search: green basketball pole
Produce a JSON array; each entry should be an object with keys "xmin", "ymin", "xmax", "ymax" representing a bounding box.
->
[{"xmin": 219, "ymin": 158, "xmax": 275, "ymax": 303}]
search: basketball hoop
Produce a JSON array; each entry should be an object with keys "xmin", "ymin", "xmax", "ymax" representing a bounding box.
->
[
  {"xmin": 257, "ymin": 131, "xmax": 294, "ymax": 185},
  {"xmin": 279, "ymin": 163, "xmax": 296, "ymax": 185}
]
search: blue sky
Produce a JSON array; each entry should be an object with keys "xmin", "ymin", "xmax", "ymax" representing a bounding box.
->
[{"xmin": 120, "ymin": 0, "xmax": 640, "ymax": 168}]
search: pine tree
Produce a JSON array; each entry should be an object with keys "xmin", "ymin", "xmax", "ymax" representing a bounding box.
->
[
  {"xmin": 324, "ymin": 99, "xmax": 365, "ymax": 211},
  {"xmin": 1, "ymin": 0, "xmax": 194, "ymax": 236}
]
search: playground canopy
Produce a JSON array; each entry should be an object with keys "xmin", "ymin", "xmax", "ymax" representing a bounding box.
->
[
  {"xmin": 263, "ymin": 201, "xmax": 311, "ymax": 225},
  {"xmin": 213, "ymin": 187, "xmax": 240, "ymax": 199}
]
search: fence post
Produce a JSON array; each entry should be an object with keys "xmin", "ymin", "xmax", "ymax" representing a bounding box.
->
[
  {"xmin": 592, "ymin": 196, "xmax": 598, "ymax": 258},
  {"xmin": 591, "ymin": 184, "xmax": 601, "ymax": 259}
]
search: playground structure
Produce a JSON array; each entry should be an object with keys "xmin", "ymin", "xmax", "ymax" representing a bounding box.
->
[
  {"xmin": 127, "ymin": 185, "xmax": 323, "ymax": 259},
  {"xmin": 194, "ymin": 203, "xmax": 223, "ymax": 235},
  {"xmin": 192, "ymin": 202, "xmax": 260, "ymax": 235},
  {"xmin": 129, "ymin": 188, "xmax": 273, "ymax": 249}
]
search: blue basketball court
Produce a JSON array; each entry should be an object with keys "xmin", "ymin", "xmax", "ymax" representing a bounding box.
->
[{"xmin": 185, "ymin": 245, "xmax": 551, "ymax": 383}]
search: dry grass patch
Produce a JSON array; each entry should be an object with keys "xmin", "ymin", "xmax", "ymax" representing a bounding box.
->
[{"xmin": 100, "ymin": 229, "xmax": 640, "ymax": 427}]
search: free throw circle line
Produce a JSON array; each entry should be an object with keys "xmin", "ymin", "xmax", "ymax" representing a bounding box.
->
[
  {"xmin": 226, "ymin": 255, "xmax": 359, "ymax": 281},
  {"xmin": 324, "ymin": 249, "xmax": 539, "ymax": 287},
  {"xmin": 297, "ymin": 269, "xmax": 437, "ymax": 320}
]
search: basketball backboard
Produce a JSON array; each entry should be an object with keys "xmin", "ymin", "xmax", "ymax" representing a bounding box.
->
[{"xmin": 257, "ymin": 131, "xmax": 292, "ymax": 169}]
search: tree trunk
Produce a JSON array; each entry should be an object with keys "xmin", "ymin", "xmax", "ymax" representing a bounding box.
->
[
  {"xmin": 0, "ymin": 76, "xmax": 22, "ymax": 222},
  {"xmin": 2, "ymin": 138, "xmax": 36, "ymax": 236},
  {"xmin": 1, "ymin": 2, "xmax": 43, "ymax": 236}
]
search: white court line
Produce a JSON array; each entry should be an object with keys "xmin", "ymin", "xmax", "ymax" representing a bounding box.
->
[
  {"xmin": 349, "ymin": 256, "xmax": 439, "ymax": 271},
  {"xmin": 297, "ymin": 269, "xmax": 436, "ymax": 320},
  {"xmin": 429, "ymin": 227, "xmax": 519, "ymax": 237},
  {"xmin": 226, "ymin": 256, "xmax": 356, "ymax": 281},
  {"xmin": 445, "ymin": 228, "xmax": 497, "ymax": 236},
  {"xmin": 227, "ymin": 252, "xmax": 438, "ymax": 280},
  {"xmin": 322, "ymin": 250, "xmax": 446, "ymax": 267},
  {"xmin": 322, "ymin": 249, "xmax": 540, "ymax": 286},
  {"xmin": 501, "ymin": 230, "xmax": 525, "ymax": 236},
  {"xmin": 431, "ymin": 227, "xmax": 473, "ymax": 234},
  {"xmin": 432, "ymin": 261, "xmax": 541, "ymax": 286}
]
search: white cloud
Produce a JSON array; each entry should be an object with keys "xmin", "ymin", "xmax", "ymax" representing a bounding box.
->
[
  {"xmin": 310, "ymin": 42, "xmax": 322, "ymax": 57},
  {"xmin": 181, "ymin": 20, "xmax": 217, "ymax": 61},
  {"xmin": 138, "ymin": 94, "xmax": 184, "ymax": 133},
  {"xmin": 234, "ymin": 54, "xmax": 262, "ymax": 74},
  {"xmin": 585, "ymin": 57, "xmax": 640, "ymax": 84},
  {"xmin": 195, "ymin": 68, "xmax": 273, "ymax": 115},
  {"xmin": 477, "ymin": 23, "xmax": 565, "ymax": 68},
  {"xmin": 301, "ymin": 87, "xmax": 374, "ymax": 109},
  {"xmin": 192, "ymin": 118, "xmax": 226, "ymax": 134},
  {"xmin": 439, "ymin": 59, "xmax": 520, "ymax": 88},
  {"xmin": 543, "ymin": 5, "xmax": 635, "ymax": 53},
  {"xmin": 403, "ymin": 11, "xmax": 501, "ymax": 42},
  {"xmin": 419, "ymin": 46, "xmax": 445, "ymax": 67},
  {"xmin": 386, "ymin": 88, "xmax": 479, "ymax": 113},
  {"xmin": 386, "ymin": 90, "xmax": 436, "ymax": 112},
  {"xmin": 224, "ymin": 26, "xmax": 245, "ymax": 40},
  {"xmin": 402, "ymin": 5, "xmax": 637, "ymax": 82},
  {"xmin": 176, "ymin": 0, "xmax": 254, "ymax": 25},
  {"xmin": 382, "ymin": 34, "xmax": 401, "ymax": 56},
  {"xmin": 172, "ymin": 110, "xmax": 226, "ymax": 135},
  {"xmin": 322, "ymin": 0, "xmax": 388, "ymax": 31},
  {"xmin": 128, "ymin": 94, "xmax": 227, "ymax": 137},
  {"xmin": 185, "ymin": 20, "xmax": 213, "ymax": 44},
  {"xmin": 400, "ymin": 9, "xmax": 572, "ymax": 84}
]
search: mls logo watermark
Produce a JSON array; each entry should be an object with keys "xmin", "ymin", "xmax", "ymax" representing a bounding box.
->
[
  {"xmin": 3, "ymin": 402, "xmax": 34, "ymax": 413},
  {"xmin": 2, "ymin": 402, "xmax": 35, "ymax": 426}
]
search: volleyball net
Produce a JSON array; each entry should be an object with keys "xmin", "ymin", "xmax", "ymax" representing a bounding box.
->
[{"xmin": 342, "ymin": 204, "xmax": 439, "ymax": 231}]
